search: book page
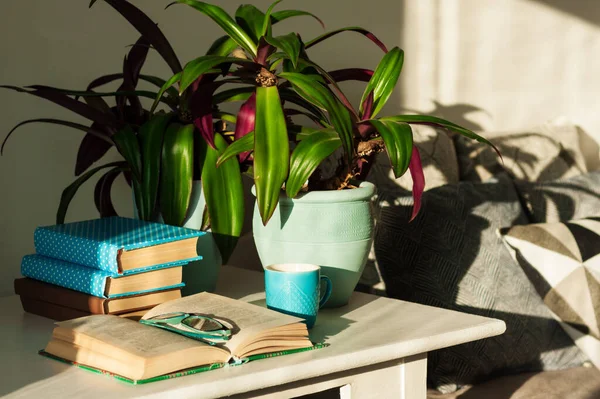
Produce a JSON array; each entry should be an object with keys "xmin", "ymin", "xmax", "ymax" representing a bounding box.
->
[
  {"xmin": 142, "ymin": 292, "xmax": 304, "ymax": 356},
  {"xmin": 56, "ymin": 314, "xmax": 226, "ymax": 359}
]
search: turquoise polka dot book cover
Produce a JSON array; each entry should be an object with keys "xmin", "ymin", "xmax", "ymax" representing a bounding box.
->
[{"xmin": 32, "ymin": 216, "xmax": 205, "ymax": 274}]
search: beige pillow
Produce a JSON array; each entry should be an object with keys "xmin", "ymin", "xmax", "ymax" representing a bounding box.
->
[{"xmin": 455, "ymin": 119, "xmax": 587, "ymax": 182}]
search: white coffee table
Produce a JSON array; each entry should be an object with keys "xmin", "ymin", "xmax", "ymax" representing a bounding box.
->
[{"xmin": 0, "ymin": 266, "xmax": 505, "ymax": 399}]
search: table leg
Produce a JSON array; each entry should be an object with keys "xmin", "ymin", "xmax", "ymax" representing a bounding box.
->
[{"xmin": 339, "ymin": 353, "xmax": 427, "ymax": 399}]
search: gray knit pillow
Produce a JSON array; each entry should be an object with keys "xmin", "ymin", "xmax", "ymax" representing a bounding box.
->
[{"xmin": 374, "ymin": 174, "xmax": 587, "ymax": 393}]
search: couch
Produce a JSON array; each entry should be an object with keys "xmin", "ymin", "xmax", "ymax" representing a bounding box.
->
[{"xmin": 229, "ymin": 118, "xmax": 600, "ymax": 399}]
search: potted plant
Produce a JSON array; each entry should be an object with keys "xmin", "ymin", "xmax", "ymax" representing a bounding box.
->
[
  {"xmin": 151, "ymin": 0, "xmax": 497, "ymax": 307},
  {"xmin": 0, "ymin": 0, "xmax": 246, "ymax": 293}
]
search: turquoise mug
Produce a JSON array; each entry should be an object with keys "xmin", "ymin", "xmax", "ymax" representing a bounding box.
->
[{"xmin": 264, "ymin": 264, "xmax": 332, "ymax": 329}]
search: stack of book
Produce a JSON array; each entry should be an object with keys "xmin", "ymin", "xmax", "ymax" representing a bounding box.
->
[{"xmin": 15, "ymin": 216, "xmax": 205, "ymax": 321}]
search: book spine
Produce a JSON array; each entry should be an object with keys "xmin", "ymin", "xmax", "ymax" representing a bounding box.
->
[
  {"xmin": 107, "ymin": 283, "xmax": 185, "ymax": 299},
  {"xmin": 20, "ymin": 297, "xmax": 91, "ymax": 321},
  {"xmin": 14, "ymin": 278, "xmax": 107, "ymax": 313},
  {"xmin": 21, "ymin": 255, "xmax": 110, "ymax": 298},
  {"xmin": 34, "ymin": 227, "xmax": 119, "ymax": 273}
]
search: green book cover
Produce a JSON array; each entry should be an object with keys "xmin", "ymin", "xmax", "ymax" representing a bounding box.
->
[{"xmin": 39, "ymin": 343, "xmax": 329, "ymax": 385}]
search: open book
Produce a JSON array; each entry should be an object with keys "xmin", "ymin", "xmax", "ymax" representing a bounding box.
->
[{"xmin": 42, "ymin": 292, "xmax": 321, "ymax": 383}]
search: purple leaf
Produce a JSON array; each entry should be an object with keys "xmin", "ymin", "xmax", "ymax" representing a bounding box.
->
[
  {"xmin": 191, "ymin": 82, "xmax": 220, "ymax": 148},
  {"xmin": 117, "ymin": 36, "xmax": 150, "ymax": 122},
  {"xmin": 94, "ymin": 167, "xmax": 123, "ymax": 217},
  {"xmin": 0, "ymin": 85, "xmax": 119, "ymax": 127},
  {"xmin": 408, "ymin": 146, "xmax": 425, "ymax": 222},
  {"xmin": 328, "ymin": 68, "xmax": 373, "ymax": 83},
  {"xmin": 256, "ymin": 37, "xmax": 276, "ymax": 65},
  {"xmin": 123, "ymin": 170, "xmax": 133, "ymax": 187},
  {"xmin": 75, "ymin": 129, "xmax": 114, "ymax": 176},
  {"xmin": 125, "ymin": 36, "xmax": 151, "ymax": 86},
  {"xmin": 1, "ymin": 118, "xmax": 112, "ymax": 156},
  {"xmin": 83, "ymin": 94, "xmax": 112, "ymax": 114},
  {"xmin": 86, "ymin": 73, "xmax": 124, "ymax": 91},
  {"xmin": 361, "ymin": 90, "xmax": 374, "ymax": 120},
  {"xmin": 357, "ymin": 123, "xmax": 373, "ymax": 139},
  {"xmin": 99, "ymin": 0, "xmax": 182, "ymax": 74},
  {"xmin": 234, "ymin": 92, "xmax": 256, "ymax": 162}
]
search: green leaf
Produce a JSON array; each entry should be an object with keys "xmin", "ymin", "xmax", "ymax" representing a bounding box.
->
[
  {"xmin": 265, "ymin": 33, "xmax": 301, "ymax": 69},
  {"xmin": 201, "ymin": 205, "xmax": 211, "ymax": 231},
  {"xmin": 174, "ymin": 0, "xmax": 257, "ymax": 57},
  {"xmin": 261, "ymin": 0, "xmax": 283, "ymax": 37},
  {"xmin": 368, "ymin": 120, "xmax": 412, "ymax": 177},
  {"xmin": 112, "ymin": 125, "xmax": 142, "ymax": 182},
  {"xmin": 206, "ymin": 35, "xmax": 238, "ymax": 56},
  {"xmin": 180, "ymin": 55, "xmax": 255, "ymax": 94},
  {"xmin": 138, "ymin": 113, "xmax": 173, "ymax": 221},
  {"xmin": 285, "ymin": 108, "xmax": 328, "ymax": 128},
  {"xmin": 198, "ymin": 133, "xmax": 244, "ymax": 263},
  {"xmin": 279, "ymin": 87, "xmax": 330, "ymax": 126},
  {"xmin": 213, "ymin": 110, "xmax": 237, "ymax": 124},
  {"xmin": 271, "ymin": 9, "xmax": 325, "ymax": 28},
  {"xmin": 151, "ymin": 72, "xmax": 182, "ymax": 113},
  {"xmin": 294, "ymin": 58, "xmax": 357, "ymax": 118},
  {"xmin": 286, "ymin": 130, "xmax": 342, "ymax": 197},
  {"xmin": 139, "ymin": 74, "xmax": 179, "ymax": 99},
  {"xmin": 380, "ymin": 114, "xmax": 501, "ymax": 159},
  {"xmin": 57, "ymin": 161, "xmax": 126, "ymax": 224},
  {"xmin": 279, "ymin": 72, "xmax": 354, "ymax": 164},
  {"xmin": 360, "ymin": 47, "xmax": 404, "ymax": 118},
  {"xmin": 235, "ymin": 4, "xmax": 266, "ymax": 44},
  {"xmin": 292, "ymin": 125, "xmax": 320, "ymax": 140},
  {"xmin": 160, "ymin": 123, "xmax": 195, "ymax": 226},
  {"xmin": 112, "ymin": 125, "xmax": 144, "ymax": 218},
  {"xmin": 254, "ymin": 86, "xmax": 289, "ymax": 225},
  {"xmin": 213, "ymin": 86, "xmax": 254, "ymax": 104},
  {"xmin": 216, "ymin": 131, "xmax": 254, "ymax": 166}
]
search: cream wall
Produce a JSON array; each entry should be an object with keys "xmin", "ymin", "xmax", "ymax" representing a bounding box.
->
[
  {"xmin": 400, "ymin": 0, "xmax": 600, "ymax": 142},
  {"xmin": 2, "ymin": 0, "xmax": 600, "ymax": 297}
]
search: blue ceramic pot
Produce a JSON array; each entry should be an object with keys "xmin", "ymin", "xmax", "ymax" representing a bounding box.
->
[
  {"xmin": 252, "ymin": 182, "xmax": 375, "ymax": 308},
  {"xmin": 133, "ymin": 181, "xmax": 222, "ymax": 295}
]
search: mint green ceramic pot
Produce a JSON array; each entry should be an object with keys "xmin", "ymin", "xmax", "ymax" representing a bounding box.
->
[{"xmin": 252, "ymin": 182, "xmax": 375, "ymax": 308}]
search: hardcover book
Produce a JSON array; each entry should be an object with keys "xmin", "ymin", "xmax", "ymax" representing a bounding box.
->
[
  {"xmin": 21, "ymin": 255, "xmax": 184, "ymax": 298},
  {"xmin": 42, "ymin": 292, "xmax": 324, "ymax": 383},
  {"xmin": 15, "ymin": 278, "xmax": 182, "ymax": 315},
  {"xmin": 21, "ymin": 298, "xmax": 154, "ymax": 321},
  {"xmin": 34, "ymin": 216, "xmax": 204, "ymax": 274}
]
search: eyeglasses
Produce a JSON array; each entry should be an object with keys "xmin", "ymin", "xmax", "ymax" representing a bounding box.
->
[{"xmin": 140, "ymin": 312, "xmax": 232, "ymax": 345}]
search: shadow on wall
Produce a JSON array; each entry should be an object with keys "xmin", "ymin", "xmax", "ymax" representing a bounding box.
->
[
  {"xmin": 530, "ymin": 0, "xmax": 600, "ymax": 27},
  {"xmin": 402, "ymin": 100, "xmax": 490, "ymax": 133}
]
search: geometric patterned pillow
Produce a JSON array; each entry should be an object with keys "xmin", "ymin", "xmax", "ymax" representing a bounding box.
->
[{"xmin": 501, "ymin": 217, "xmax": 600, "ymax": 369}]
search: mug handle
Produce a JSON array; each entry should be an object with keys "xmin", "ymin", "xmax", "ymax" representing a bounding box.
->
[{"xmin": 319, "ymin": 275, "xmax": 332, "ymax": 308}]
